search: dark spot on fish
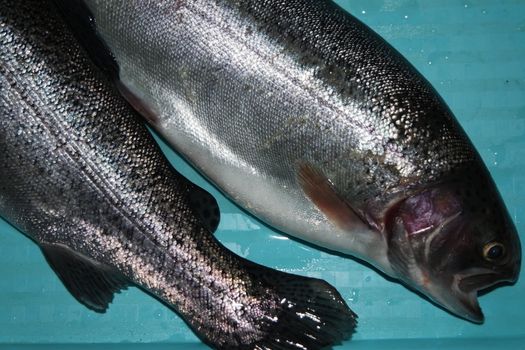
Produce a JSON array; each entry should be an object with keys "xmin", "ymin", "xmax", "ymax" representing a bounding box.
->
[
  {"xmin": 123, "ymin": 229, "xmax": 134, "ymax": 240},
  {"xmin": 109, "ymin": 214, "xmax": 120, "ymax": 224}
]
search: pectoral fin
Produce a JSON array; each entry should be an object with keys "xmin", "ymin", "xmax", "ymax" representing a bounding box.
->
[
  {"xmin": 298, "ymin": 163, "xmax": 367, "ymax": 232},
  {"xmin": 41, "ymin": 243, "xmax": 129, "ymax": 312}
]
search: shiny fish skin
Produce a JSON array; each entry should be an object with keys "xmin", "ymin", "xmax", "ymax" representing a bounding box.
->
[
  {"xmin": 0, "ymin": 0, "xmax": 356, "ymax": 349},
  {"xmin": 57, "ymin": 0, "xmax": 520, "ymax": 322}
]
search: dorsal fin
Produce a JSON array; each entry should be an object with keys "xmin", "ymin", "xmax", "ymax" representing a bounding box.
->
[{"xmin": 41, "ymin": 243, "xmax": 129, "ymax": 312}]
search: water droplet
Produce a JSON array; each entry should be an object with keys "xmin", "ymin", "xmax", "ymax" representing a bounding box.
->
[
  {"xmin": 404, "ymin": 15, "xmax": 409, "ymax": 19},
  {"xmin": 365, "ymin": 276, "xmax": 371, "ymax": 282},
  {"xmin": 387, "ymin": 299, "xmax": 392, "ymax": 305},
  {"xmin": 349, "ymin": 289, "xmax": 360, "ymax": 303},
  {"xmin": 428, "ymin": 61, "xmax": 432, "ymax": 65},
  {"xmin": 361, "ymin": 10, "xmax": 366, "ymax": 15},
  {"xmin": 464, "ymin": 4, "xmax": 468, "ymax": 8},
  {"xmin": 445, "ymin": 56, "xmax": 449, "ymax": 60},
  {"xmin": 482, "ymin": 9, "xmax": 487, "ymax": 14}
]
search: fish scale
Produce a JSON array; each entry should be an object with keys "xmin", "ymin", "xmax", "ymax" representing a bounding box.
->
[{"xmin": 0, "ymin": 0, "xmax": 356, "ymax": 348}]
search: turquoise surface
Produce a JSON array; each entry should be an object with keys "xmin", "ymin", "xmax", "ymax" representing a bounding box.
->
[{"xmin": 1, "ymin": 0, "xmax": 524, "ymax": 348}]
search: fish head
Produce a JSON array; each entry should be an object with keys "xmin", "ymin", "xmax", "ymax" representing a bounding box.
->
[{"xmin": 385, "ymin": 174, "xmax": 521, "ymax": 323}]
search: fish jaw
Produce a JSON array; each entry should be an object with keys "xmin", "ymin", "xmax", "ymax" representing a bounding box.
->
[
  {"xmin": 418, "ymin": 267, "xmax": 519, "ymax": 323},
  {"xmin": 418, "ymin": 278, "xmax": 484, "ymax": 323}
]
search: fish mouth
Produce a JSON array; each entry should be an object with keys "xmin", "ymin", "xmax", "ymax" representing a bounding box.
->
[{"xmin": 450, "ymin": 270, "xmax": 515, "ymax": 323}]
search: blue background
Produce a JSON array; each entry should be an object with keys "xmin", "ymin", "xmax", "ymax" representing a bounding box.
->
[{"xmin": 1, "ymin": 1, "xmax": 524, "ymax": 348}]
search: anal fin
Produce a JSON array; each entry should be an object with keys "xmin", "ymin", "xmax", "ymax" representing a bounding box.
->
[
  {"xmin": 41, "ymin": 243, "xmax": 129, "ymax": 313},
  {"xmin": 298, "ymin": 163, "xmax": 367, "ymax": 232}
]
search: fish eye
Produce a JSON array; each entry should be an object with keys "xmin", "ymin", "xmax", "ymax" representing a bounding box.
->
[{"xmin": 483, "ymin": 242, "xmax": 506, "ymax": 262}]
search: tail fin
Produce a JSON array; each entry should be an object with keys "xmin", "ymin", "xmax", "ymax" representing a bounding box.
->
[{"xmin": 243, "ymin": 266, "xmax": 357, "ymax": 350}]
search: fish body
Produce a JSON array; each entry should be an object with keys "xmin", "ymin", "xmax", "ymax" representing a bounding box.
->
[
  {"xmin": 0, "ymin": 1, "xmax": 356, "ymax": 348},
  {"xmin": 56, "ymin": 0, "xmax": 521, "ymax": 322}
]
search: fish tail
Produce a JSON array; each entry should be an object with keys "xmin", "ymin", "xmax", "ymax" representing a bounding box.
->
[{"xmin": 241, "ymin": 264, "xmax": 357, "ymax": 350}]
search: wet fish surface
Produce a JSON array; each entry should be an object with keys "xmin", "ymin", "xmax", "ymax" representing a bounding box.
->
[
  {"xmin": 55, "ymin": 0, "xmax": 521, "ymax": 322},
  {"xmin": 0, "ymin": 0, "xmax": 356, "ymax": 348}
]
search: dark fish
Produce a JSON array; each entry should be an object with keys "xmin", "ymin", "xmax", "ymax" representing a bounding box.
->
[
  {"xmin": 54, "ymin": 0, "xmax": 521, "ymax": 322},
  {"xmin": 0, "ymin": 0, "xmax": 356, "ymax": 348}
]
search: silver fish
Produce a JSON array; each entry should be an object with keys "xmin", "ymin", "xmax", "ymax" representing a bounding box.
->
[
  {"xmin": 0, "ymin": 1, "xmax": 356, "ymax": 348},
  {"xmin": 56, "ymin": 0, "xmax": 521, "ymax": 322}
]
